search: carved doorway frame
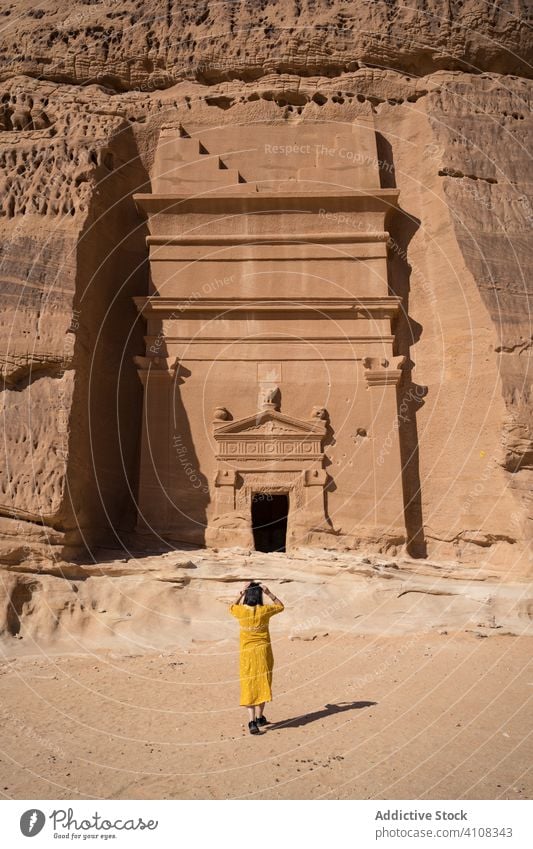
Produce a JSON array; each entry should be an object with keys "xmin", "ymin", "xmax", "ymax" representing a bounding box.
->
[{"xmin": 207, "ymin": 406, "xmax": 329, "ymax": 550}]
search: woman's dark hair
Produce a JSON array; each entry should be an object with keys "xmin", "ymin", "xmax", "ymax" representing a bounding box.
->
[{"xmin": 244, "ymin": 582, "xmax": 263, "ymax": 606}]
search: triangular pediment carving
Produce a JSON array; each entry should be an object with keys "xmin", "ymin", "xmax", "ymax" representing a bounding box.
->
[
  {"xmin": 214, "ymin": 409, "xmax": 325, "ymax": 437},
  {"xmin": 240, "ymin": 420, "xmax": 296, "ymax": 434}
]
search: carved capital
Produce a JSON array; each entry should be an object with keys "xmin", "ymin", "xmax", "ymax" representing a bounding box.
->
[
  {"xmin": 133, "ymin": 355, "xmax": 168, "ymax": 370},
  {"xmin": 362, "ymin": 355, "xmax": 406, "ymax": 387},
  {"xmin": 214, "ymin": 469, "xmax": 238, "ymax": 487},
  {"xmin": 304, "ymin": 468, "xmax": 328, "ymax": 487},
  {"xmin": 133, "ymin": 355, "xmax": 173, "ymax": 384}
]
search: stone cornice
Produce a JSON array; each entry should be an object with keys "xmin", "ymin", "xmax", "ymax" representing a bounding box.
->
[
  {"xmin": 134, "ymin": 188, "xmax": 400, "ymax": 215},
  {"xmin": 134, "ymin": 296, "xmax": 402, "ymax": 317},
  {"xmin": 145, "ymin": 232, "xmax": 390, "ymax": 246}
]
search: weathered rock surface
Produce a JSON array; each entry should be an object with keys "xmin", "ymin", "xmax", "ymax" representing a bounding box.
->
[
  {"xmin": 0, "ymin": 3, "xmax": 531, "ymax": 575},
  {"xmin": 0, "ymin": 0, "xmax": 531, "ymax": 91},
  {"xmin": 0, "ymin": 549, "xmax": 531, "ymax": 654}
]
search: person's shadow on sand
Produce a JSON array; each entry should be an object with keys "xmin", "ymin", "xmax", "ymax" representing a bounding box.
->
[{"xmin": 268, "ymin": 701, "xmax": 377, "ymax": 730}]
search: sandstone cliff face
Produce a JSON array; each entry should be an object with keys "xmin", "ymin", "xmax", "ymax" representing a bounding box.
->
[
  {"xmin": 0, "ymin": 82, "xmax": 149, "ymax": 559},
  {"xmin": 0, "ymin": 2, "xmax": 531, "ymax": 574},
  {"xmin": 427, "ymin": 77, "xmax": 532, "ymax": 561},
  {"xmin": 0, "ymin": 0, "xmax": 531, "ymax": 90}
]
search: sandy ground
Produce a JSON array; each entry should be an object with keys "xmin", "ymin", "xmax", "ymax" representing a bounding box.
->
[{"xmin": 0, "ymin": 630, "xmax": 531, "ymax": 800}]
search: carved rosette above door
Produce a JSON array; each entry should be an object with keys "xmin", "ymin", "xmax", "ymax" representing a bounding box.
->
[{"xmin": 206, "ymin": 406, "xmax": 330, "ymax": 549}]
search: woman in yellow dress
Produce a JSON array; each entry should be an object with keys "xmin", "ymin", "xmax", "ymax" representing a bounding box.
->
[{"xmin": 230, "ymin": 581, "xmax": 284, "ymax": 735}]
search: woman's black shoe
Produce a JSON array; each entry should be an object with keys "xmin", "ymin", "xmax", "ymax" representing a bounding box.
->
[
  {"xmin": 256, "ymin": 716, "xmax": 268, "ymax": 726},
  {"xmin": 248, "ymin": 720, "xmax": 261, "ymax": 735}
]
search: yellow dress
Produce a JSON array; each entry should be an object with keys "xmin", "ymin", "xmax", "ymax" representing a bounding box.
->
[{"xmin": 230, "ymin": 602, "xmax": 284, "ymax": 706}]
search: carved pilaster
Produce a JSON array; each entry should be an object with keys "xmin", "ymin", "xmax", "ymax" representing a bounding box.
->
[
  {"xmin": 133, "ymin": 357, "xmax": 172, "ymax": 532},
  {"xmin": 214, "ymin": 468, "xmax": 238, "ymax": 515},
  {"xmin": 361, "ymin": 355, "xmax": 406, "ymax": 535}
]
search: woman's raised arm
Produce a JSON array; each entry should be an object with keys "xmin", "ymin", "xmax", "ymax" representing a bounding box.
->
[
  {"xmin": 234, "ymin": 581, "xmax": 253, "ymax": 605},
  {"xmin": 261, "ymin": 584, "xmax": 283, "ymax": 606}
]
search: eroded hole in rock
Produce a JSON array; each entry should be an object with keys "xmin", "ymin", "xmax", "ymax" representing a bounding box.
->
[
  {"xmin": 205, "ymin": 95, "xmax": 234, "ymax": 109},
  {"xmin": 6, "ymin": 580, "xmax": 40, "ymax": 636}
]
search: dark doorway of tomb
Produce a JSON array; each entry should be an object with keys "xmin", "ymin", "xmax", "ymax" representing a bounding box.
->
[{"xmin": 251, "ymin": 493, "xmax": 289, "ymax": 553}]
